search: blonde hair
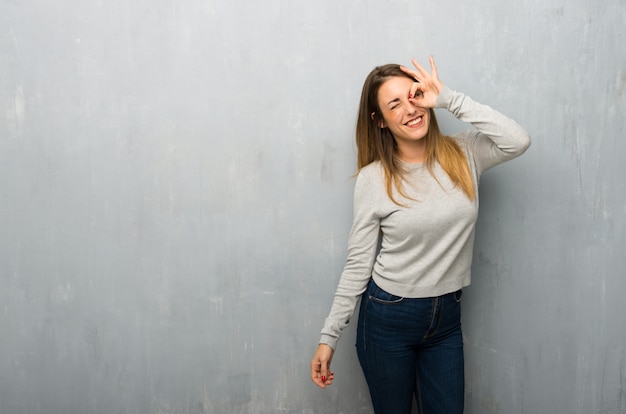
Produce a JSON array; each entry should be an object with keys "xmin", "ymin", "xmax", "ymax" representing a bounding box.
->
[{"xmin": 355, "ymin": 64, "xmax": 475, "ymax": 205}]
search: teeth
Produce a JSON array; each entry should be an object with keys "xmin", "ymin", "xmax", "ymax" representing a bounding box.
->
[{"xmin": 407, "ymin": 116, "xmax": 422, "ymax": 126}]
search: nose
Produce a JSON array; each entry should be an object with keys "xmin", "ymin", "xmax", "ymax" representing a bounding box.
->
[{"xmin": 403, "ymin": 99, "xmax": 417, "ymax": 115}]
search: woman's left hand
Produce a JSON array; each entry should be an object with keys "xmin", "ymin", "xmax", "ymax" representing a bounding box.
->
[{"xmin": 400, "ymin": 55, "xmax": 444, "ymax": 108}]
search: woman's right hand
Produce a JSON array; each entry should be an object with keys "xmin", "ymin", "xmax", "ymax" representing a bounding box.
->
[
  {"xmin": 400, "ymin": 54, "xmax": 444, "ymax": 109},
  {"xmin": 310, "ymin": 344, "xmax": 335, "ymax": 388}
]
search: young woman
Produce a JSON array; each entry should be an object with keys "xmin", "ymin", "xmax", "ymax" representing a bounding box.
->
[{"xmin": 310, "ymin": 55, "xmax": 530, "ymax": 413}]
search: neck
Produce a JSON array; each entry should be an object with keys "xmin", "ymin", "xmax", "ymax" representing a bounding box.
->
[{"xmin": 396, "ymin": 140, "xmax": 427, "ymax": 164}]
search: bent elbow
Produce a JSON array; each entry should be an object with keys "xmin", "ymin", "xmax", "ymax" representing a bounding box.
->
[{"xmin": 519, "ymin": 131, "xmax": 531, "ymax": 154}]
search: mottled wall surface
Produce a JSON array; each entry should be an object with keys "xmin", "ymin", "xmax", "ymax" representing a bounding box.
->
[{"xmin": 1, "ymin": 1, "xmax": 625, "ymax": 413}]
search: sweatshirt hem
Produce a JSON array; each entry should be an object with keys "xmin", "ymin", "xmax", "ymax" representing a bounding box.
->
[{"xmin": 372, "ymin": 272, "xmax": 471, "ymax": 298}]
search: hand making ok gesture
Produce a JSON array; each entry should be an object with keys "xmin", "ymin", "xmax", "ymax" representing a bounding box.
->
[{"xmin": 400, "ymin": 55, "xmax": 445, "ymax": 108}]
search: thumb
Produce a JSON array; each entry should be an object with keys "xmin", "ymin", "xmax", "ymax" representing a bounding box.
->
[{"xmin": 320, "ymin": 359, "xmax": 330, "ymax": 382}]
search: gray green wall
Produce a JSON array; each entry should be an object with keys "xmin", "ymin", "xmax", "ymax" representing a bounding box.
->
[{"xmin": 1, "ymin": 0, "xmax": 625, "ymax": 412}]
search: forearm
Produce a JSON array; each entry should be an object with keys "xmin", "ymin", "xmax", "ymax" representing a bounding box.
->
[{"xmin": 436, "ymin": 86, "xmax": 531, "ymax": 170}]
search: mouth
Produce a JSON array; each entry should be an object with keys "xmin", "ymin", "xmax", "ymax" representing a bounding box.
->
[{"xmin": 405, "ymin": 116, "xmax": 423, "ymax": 127}]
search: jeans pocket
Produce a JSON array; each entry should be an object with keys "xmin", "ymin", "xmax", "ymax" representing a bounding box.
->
[
  {"xmin": 453, "ymin": 289, "xmax": 463, "ymax": 303},
  {"xmin": 368, "ymin": 284, "xmax": 404, "ymax": 305}
]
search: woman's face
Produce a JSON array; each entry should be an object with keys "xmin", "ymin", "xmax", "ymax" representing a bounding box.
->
[{"xmin": 376, "ymin": 76, "xmax": 430, "ymax": 145}]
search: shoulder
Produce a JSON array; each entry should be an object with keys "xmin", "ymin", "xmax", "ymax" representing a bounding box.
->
[
  {"xmin": 358, "ymin": 160, "xmax": 384, "ymax": 182},
  {"xmin": 353, "ymin": 161, "xmax": 386, "ymax": 199}
]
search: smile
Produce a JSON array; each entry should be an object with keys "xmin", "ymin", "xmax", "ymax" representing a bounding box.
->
[{"xmin": 405, "ymin": 116, "xmax": 423, "ymax": 127}]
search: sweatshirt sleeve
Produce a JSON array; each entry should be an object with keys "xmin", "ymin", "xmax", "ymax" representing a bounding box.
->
[
  {"xmin": 319, "ymin": 170, "xmax": 381, "ymax": 350},
  {"xmin": 436, "ymin": 86, "xmax": 531, "ymax": 174}
]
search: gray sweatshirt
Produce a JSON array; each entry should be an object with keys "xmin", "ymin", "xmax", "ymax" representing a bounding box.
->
[{"xmin": 319, "ymin": 85, "xmax": 531, "ymax": 350}]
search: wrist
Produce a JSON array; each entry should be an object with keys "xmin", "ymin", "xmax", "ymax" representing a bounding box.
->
[{"xmin": 435, "ymin": 85, "xmax": 453, "ymax": 108}]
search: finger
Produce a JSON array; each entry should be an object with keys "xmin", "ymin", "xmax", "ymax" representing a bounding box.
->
[
  {"xmin": 321, "ymin": 370, "xmax": 335, "ymax": 386},
  {"xmin": 411, "ymin": 58, "xmax": 430, "ymax": 79},
  {"xmin": 311, "ymin": 359, "xmax": 324, "ymax": 387},
  {"xmin": 312, "ymin": 372, "xmax": 326, "ymax": 388},
  {"xmin": 429, "ymin": 55, "xmax": 439, "ymax": 79},
  {"xmin": 400, "ymin": 65, "xmax": 420, "ymax": 81},
  {"xmin": 409, "ymin": 81, "xmax": 420, "ymax": 99},
  {"xmin": 320, "ymin": 363, "xmax": 330, "ymax": 385}
]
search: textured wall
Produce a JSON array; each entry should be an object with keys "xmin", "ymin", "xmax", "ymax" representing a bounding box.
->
[{"xmin": 1, "ymin": 0, "xmax": 625, "ymax": 413}]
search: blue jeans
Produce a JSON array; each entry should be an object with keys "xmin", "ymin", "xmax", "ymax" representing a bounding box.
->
[{"xmin": 356, "ymin": 279, "xmax": 465, "ymax": 414}]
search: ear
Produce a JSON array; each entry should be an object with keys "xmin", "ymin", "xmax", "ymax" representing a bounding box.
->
[{"xmin": 371, "ymin": 112, "xmax": 385, "ymax": 129}]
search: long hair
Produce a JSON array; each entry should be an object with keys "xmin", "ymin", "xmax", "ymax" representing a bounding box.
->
[{"xmin": 355, "ymin": 64, "xmax": 475, "ymax": 205}]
